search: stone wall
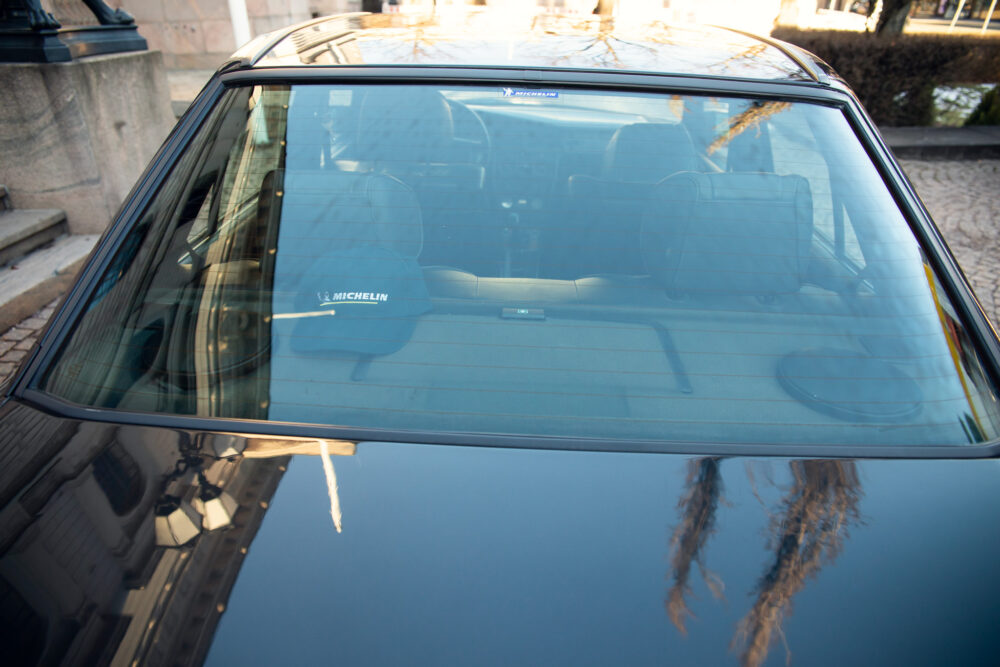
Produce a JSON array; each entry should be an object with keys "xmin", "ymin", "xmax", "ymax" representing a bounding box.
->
[
  {"xmin": 0, "ymin": 51, "xmax": 175, "ymax": 234},
  {"xmin": 127, "ymin": 0, "xmax": 360, "ymax": 69}
]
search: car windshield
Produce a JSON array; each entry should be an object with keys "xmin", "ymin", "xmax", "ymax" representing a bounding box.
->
[{"xmin": 39, "ymin": 83, "xmax": 1000, "ymax": 447}]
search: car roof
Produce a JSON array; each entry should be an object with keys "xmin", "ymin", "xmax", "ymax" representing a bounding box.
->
[{"xmin": 228, "ymin": 10, "xmax": 830, "ymax": 84}]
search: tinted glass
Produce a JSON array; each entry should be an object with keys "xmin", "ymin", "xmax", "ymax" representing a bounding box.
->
[{"xmin": 40, "ymin": 84, "xmax": 1000, "ymax": 447}]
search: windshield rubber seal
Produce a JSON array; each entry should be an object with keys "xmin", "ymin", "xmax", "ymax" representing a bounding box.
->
[{"xmin": 18, "ymin": 388, "xmax": 1000, "ymax": 460}]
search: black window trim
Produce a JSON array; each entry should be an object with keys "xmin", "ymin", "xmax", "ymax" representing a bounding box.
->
[
  {"xmin": 10, "ymin": 66, "xmax": 1000, "ymax": 460},
  {"xmin": 18, "ymin": 388, "xmax": 1000, "ymax": 460}
]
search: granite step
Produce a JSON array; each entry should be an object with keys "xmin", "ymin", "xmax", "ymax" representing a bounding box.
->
[
  {"xmin": 0, "ymin": 233, "xmax": 98, "ymax": 333},
  {"xmin": 0, "ymin": 208, "xmax": 68, "ymax": 268}
]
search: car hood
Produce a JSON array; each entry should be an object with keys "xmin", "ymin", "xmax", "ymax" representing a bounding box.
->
[{"xmin": 201, "ymin": 440, "xmax": 1000, "ymax": 666}]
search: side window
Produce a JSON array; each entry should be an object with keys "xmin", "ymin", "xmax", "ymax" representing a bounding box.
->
[{"xmin": 42, "ymin": 86, "xmax": 289, "ymax": 418}]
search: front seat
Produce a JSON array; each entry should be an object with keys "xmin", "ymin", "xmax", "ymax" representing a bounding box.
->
[
  {"xmin": 353, "ymin": 87, "xmax": 494, "ymax": 273},
  {"xmin": 558, "ymin": 123, "xmax": 701, "ymax": 278}
]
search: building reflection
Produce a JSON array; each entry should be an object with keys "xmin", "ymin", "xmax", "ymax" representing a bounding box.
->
[
  {"xmin": 667, "ymin": 458, "xmax": 862, "ymax": 667},
  {"xmin": 0, "ymin": 402, "xmax": 352, "ymax": 667}
]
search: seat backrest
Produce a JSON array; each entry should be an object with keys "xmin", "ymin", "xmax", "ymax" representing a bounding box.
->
[{"xmin": 641, "ymin": 172, "xmax": 813, "ymax": 297}]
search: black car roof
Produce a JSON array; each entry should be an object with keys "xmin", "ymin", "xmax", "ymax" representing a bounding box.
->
[{"xmin": 227, "ymin": 10, "xmax": 830, "ymax": 84}]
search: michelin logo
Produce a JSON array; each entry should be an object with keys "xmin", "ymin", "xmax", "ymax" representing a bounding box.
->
[
  {"xmin": 318, "ymin": 290, "xmax": 389, "ymax": 306},
  {"xmin": 501, "ymin": 88, "xmax": 559, "ymax": 98}
]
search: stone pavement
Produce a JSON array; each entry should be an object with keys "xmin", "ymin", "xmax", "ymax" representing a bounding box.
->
[
  {"xmin": 899, "ymin": 159, "xmax": 1000, "ymax": 328},
  {"xmin": 0, "ymin": 298, "xmax": 58, "ymax": 383},
  {"xmin": 1, "ymin": 160, "xmax": 998, "ymax": 386}
]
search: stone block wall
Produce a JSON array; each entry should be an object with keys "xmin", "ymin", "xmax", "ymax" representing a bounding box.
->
[
  {"xmin": 0, "ymin": 51, "xmax": 175, "ymax": 234},
  {"xmin": 127, "ymin": 0, "xmax": 360, "ymax": 69}
]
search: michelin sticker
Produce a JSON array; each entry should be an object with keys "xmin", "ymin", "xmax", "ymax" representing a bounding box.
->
[
  {"xmin": 318, "ymin": 290, "xmax": 389, "ymax": 306},
  {"xmin": 501, "ymin": 88, "xmax": 559, "ymax": 98}
]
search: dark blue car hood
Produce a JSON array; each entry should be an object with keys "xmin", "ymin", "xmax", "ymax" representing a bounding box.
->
[{"xmin": 202, "ymin": 441, "xmax": 1000, "ymax": 666}]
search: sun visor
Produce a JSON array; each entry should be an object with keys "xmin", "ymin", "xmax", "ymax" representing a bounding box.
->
[{"xmin": 291, "ymin": 245, "xmax": 431, "ymax": 357}]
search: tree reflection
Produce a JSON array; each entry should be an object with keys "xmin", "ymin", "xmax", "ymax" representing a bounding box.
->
[
  {"xmin": 666, "ymin": 457, "xmax": 726, "ymax": 634},
  {"xmin": 667, "ymin": 458, "xmax": 862, "ymax": 666},
  {"xmin": 733, "ymin": 460, "xmax": 862, "ymax": 667},
  {"xmin": 707, "ymin": 100, "xmax": 792, "ymax": 156},
  {"xmin": 537, "ymin": 15, "xmax": 654, "ymax": 69},
  {"xmin": 360, "ymin": 13, "xmax": 465, "ymax": 62}
]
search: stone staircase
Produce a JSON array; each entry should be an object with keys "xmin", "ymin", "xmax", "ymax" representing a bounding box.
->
[{"xmin": 0, "ymin": 186, "xmax": 98, "ymax": 333}]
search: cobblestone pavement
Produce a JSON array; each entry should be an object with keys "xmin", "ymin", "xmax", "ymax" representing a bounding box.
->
[
  {"xmin": 1, "ymin": 160, "xmax": 998, "ymax": 386},
  {"xmin": 0, "ymin": 299, "xmax": 58, "ymax": 383},
  {"xmin": 900, "ymin": 159, "xmax": 1000, "ymax": 328}
]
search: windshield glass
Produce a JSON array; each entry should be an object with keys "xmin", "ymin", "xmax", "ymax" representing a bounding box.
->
[{"xmin": 39, "ymin": 83, "xmax": 1000, "ymax": 447}]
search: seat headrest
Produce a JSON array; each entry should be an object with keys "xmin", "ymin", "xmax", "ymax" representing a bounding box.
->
[
  {"xmin": 355, "ymin": 87, "xmax": 454, "ymax": 164},
  {"xmin": 641, "ymin": 172, "xmax": 813, "ymax": 297},
  {"xmin": 603, "ymin": 123, "xmax": 699, "ymax": 183}
]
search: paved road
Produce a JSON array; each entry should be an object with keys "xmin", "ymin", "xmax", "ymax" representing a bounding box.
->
[{"xmin": 2, "ymin": 159, "xmax": 998, "ymax": 384}]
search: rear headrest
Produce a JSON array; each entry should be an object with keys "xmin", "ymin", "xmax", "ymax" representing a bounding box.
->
[
  {"xmin": 272, "ymin": 171, "xmax": 429, "ymax": 358},
  {"xmin": 279, "ymin": 170, "xmax": 423, "ymax": 259},
  {"xmin": 355, "ymin": 87, "xmax": 454, "ymax": 164},
  {"xmin": 603, "ymin": 123, "xmax": 699, "ymax": 183},
  {"xmin": 641, "ymin": 172, "xmax": 813, "ymax": 297}
]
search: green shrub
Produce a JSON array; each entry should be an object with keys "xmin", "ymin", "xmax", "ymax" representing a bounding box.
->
[
  {"xmin": 966, "ymin": 85, "xmax": 1000, "ymax": 125},
  {"xmin": 770, "ymin": 28, "xmax": 1000, "ymax": 126}
]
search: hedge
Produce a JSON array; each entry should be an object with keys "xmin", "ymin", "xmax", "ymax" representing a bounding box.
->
[
  {"xmin": 770, "ymin": 28, "xmax": 1000, "ymax": 126},
  {"xmin": 966, "ymin": 85, "xmax": 1000, "ymax": 125}
]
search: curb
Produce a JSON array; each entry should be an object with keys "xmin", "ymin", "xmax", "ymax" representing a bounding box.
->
[{"xmin": 879, "ymin": 126, "xmax": 1000, "ymax": 160}]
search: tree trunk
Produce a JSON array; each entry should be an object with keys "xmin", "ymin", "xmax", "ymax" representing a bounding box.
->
[
  {"xmin": 874, "ymin": 0, "xmax": 914, "ymax": 34},
  {"xmin": 594, "ymin": 0, "xmax": 614, "ymax": 15}
]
